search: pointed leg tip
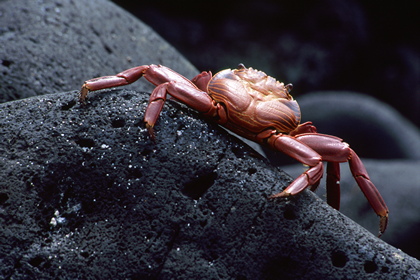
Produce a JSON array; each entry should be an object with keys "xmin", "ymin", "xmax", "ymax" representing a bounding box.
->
[
  {"xmin": 78, "ymin": 98, "xmax": 87, "ymax": 106},
  {"xmin": 145, "ymin": 123, "xmax": 156, "ymax": 143},
  {"xmin": 79, "ymin": 86, "xmax": 89, "ymax": 103},
  {"xmin": 378, "ymin": 215, "xmax": 388, "ymax": 237},
  {"xmin": 269, "ymin": 191, "xmax": 291, "ymax": 200}
]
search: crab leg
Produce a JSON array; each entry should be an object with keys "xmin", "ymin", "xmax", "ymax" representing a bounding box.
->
[
  {"xmin": 79, "ymin": 64, "xmax": 206, "ymax": 103},
  {"xmin": 295, "ymin": 133, "xmax": 389, "ymax": 236},
  {"xmin": 347, "ymin": 150, "xmax": 389, "ymax": 235},
  {"xmin": 143, "ymin": 81, "xmax": 218, "ymax": 137},
  {"xmin": 326, "ymin": 162, "xmax": 341, "ymax": 210},
  {"xmin": 79, "ymin": 65, "xmax": 150, "ymax": 102},
  {"xmin": 79, "ymin": 64, "xmax": 225, "ymax": 138},
  {"xmin": 265, "ymin": 133, "xmax": 324, "ymax": 196}
]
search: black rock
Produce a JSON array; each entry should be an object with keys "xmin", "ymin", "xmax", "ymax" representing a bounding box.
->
[
  {"xmin": 1, "ymin": 0, "xmax": 419, "ymax": 278},
  {"xmin": 0, "ymin": 0, "xmax": 197, "ymax": 102},
  {"xmin": 1, "ymin": 90, "xmax": 419, "ymax": 279}
]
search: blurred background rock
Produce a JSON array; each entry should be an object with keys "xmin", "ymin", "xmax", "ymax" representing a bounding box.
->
[{"xmin": 112, "ymin": 0, "xmax": 419, "ymax": 128}]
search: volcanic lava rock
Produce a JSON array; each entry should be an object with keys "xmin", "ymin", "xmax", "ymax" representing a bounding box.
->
[
  {"xmin": 1, "ymin": 0, "xmax": 419, "ymax": 278},
  {"xmin": 1, "ymin": 90, "xmax": 419, "ymax": 279}
]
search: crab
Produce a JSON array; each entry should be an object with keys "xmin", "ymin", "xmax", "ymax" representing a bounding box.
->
[{"xmin": 79, "ymin": 63, "xmax": 389, "ymax": 236}]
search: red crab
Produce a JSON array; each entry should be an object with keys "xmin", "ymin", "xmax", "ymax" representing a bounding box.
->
[{"xmin": 79, "ymin": 64, "xmax": 389, "ymax": 236}]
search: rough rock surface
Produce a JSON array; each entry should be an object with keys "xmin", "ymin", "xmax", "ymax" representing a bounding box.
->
[
  {"xmin": 282, "ymin": 160, "xmax": 420, "ymax": 256},
  {"xmin": 1, "ymin": 0, "xmax": 419, "ymax": 278},
  {"xmin": 0, "ymin": 0, "xmax": 198, "ymax": 102},
  {"xmin": 1, "ymin": 89, "xmax": 420, "ymax": 279}
]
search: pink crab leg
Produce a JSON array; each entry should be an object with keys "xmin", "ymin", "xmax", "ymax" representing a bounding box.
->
[
  {"xmin": 326, "ymin": 162, "xmax": 341, "ymax": 210},
  {"xmin": 295, "ymin": 133, "xmax": 389, "ymax": 236},
  {"xmin": 79, "ymin": 65, "xmax": 151, "ymax": 102},
  {"xmin": 265, "ymin": 133, "xmax": 324, "ymax": 197},
  {"xmin": 348, "ymin": 150, "xmax": 389, "ymax": 235},
  {"xmin": 143, "ymin": 81, "xmax": 219, "ymax": 136},
  {"xmin": 79, "ymin": 64, "xmax": 204, "ymax": 103},
  {"xmin": 79, "ymin": 64, "xmax": 226, "ymax": 138}
]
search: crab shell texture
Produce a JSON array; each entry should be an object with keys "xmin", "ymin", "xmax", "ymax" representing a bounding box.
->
[{"xmin": 208, "ymin": 67, "xmax": 301, "ymax": 140}]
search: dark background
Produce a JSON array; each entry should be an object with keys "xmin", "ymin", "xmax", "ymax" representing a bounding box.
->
[{"xmin": 112, "ymin": 0, "xmax": 419, "ymax": 128}]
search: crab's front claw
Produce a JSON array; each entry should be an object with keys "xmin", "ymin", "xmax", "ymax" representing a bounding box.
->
[{"xmin": 191, "ymin": 71, "xmax": 213, "ymax": 92}]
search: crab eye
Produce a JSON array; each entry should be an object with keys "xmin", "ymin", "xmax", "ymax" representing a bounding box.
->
[
  {"xmin": 285, "ymin": 83, "xmax": 293, "ymax": 92},
  {"xmin": 237, "ymin": 63, "xmax": 246, "ymax": 70}
]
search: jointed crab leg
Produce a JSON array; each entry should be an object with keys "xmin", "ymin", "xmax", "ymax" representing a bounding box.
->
[
  {"xmin": 265, "ymin": 133, "xmax": 323, "ymax": 195},
  {"xmin": 143, "ymin": 81, "xmax": 219, "ymax": 136},
  {"xmin": 269, "ymin": 132, "xmax": 389, "ymax": 236},
  {"xmin": 80, "ymin": 64, "xmax": 206, "ymax": 103},
  {"xmin": 80, "ymin": 64, "xmax": 220, "ymax": 136},
  {"xmin": 80, "ymin": 65, "xmax": 150, "ymax": 102},
  {"xmin": 347, "ymin": 150, "xmax": 389, "ymax": 234}
]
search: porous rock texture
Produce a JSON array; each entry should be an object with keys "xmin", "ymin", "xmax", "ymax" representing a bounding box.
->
[
  {"xmin": 1, "ymin": 0, "xmax": 420, "ymax": 278},
  {"xmin": 1, "ymin": 89, "xmax": 420, "ymax": 279}
]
